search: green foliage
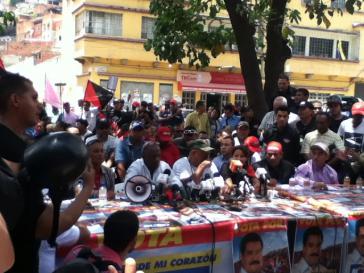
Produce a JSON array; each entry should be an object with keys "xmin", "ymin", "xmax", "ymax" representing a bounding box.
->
[{"xmin": 0, "ymin": 10, "xmax": 16, "ymax": 35}]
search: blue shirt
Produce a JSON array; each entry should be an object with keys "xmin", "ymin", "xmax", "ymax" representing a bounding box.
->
[
  {"xmin": 212, "ymin": 154, "xmax": 230, "ymax": 173},
  {"xmin": 115, "ymin": 137, "xmax": 144, "ymax": 169},
  {"xmin": 219, "ymin": 114, "xmax": 241, "ymax": 130}
]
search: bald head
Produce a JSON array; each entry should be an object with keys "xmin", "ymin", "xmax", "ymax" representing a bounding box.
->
[
  {"xmin": 273, "ymin": 96, "xmax": 288, "ymax": 111},
  {"xmin": 142, "ymin": 142, "xmax": 161, "ymax": 172}
]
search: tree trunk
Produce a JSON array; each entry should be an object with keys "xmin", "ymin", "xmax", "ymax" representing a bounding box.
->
[
  {"xmin": 224, "ymin": 0, "xmax": 268, "ymax": 120},
  {"xmin": 264, "ymin": 0, "xmax": 291, "ymax": 109}
]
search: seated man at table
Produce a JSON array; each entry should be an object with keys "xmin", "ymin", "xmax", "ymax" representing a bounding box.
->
[
  {"xmin": 235, "ymin": 232, "xmax": 264, "ymax": 273},
  {"xmin": 294, "ymin": 142, "xmax": 338, "ymax": 188},
  {"xmin": 124, "ymin": 142, "xmax": 182, "ymax": 187},
  {"xmin": 173, "ymin": 139, "xmax": 224, "ymax": 200},
  {"xmin": 253, "ymin": 141, "xmax": 295, "ymax": 186},
  {"xmin": 292, "ymin": 226, "xmax": 329, "ymax": 273},
  {"xmin": 63, "ymin": 210, "xmax": 139, "ymax": 271}
]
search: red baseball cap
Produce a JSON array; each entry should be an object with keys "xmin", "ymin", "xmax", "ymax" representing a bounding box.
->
[
  {"xmin": 244, "ymin": 136, "xmax": 261, "ymax": 153},
  {"xmin": 266, "ymin": 141, "xmax": 283, "ymax": 154},
  {"xmin": 169, "ymin": 99, "xmax": 177, "ymax": 105},
  {"xmin": 352, "ymin": 102, "xmax": 364, "ymax": 116},
  {"xmin": 157, "ymin": 126, "xmax": 172, "ymax": 142},
  {"xmin": 132, "ymin": 101, "xmax": 140, "ymax": 108}
]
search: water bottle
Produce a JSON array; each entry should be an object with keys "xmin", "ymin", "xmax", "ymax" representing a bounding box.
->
[
  {"xmin": 356, "ymin": 177, "xmax": 363, "ymax": 189},
  {"xmin": 98, "ymin": 186, "xmax": 107, "ymax": 206},
  {"xmin": 343, "ymin": 176, "xmax": 351, "ymax": 187}
]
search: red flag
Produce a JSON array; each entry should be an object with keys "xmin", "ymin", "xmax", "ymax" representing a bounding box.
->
[{"xmin": 84, "ymin": 80, "xmax": 113, "ymax": 109}]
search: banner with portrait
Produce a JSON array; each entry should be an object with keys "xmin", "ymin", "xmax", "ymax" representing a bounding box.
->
[
  {"xmin": 292, "ymin": 216, "xmax": 346, "ymax": 273},
  {"xmin": 233, "ymin": 218, "xmax": 290, "ymax": 273},
  {"xmin": 345, "ymin": 215, "xmax": 364, "ymax": 273}
]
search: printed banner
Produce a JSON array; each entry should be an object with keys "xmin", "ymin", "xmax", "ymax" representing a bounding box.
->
[
  {"xmin": 233, "ymin": 218, "xmax": 290, "ymax": 273},
  {"xmin": 345, "ymin": 216, "xmax": 364, "ymax": 273},
  {"xmin": 292, "ymin": 216, "xmax": 346, "ymax": 273}
]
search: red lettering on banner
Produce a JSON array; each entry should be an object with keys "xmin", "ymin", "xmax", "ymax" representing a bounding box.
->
[
  {"xmin": 135, "ymin": 221, "xmax": 234, "ymax": 250},
  {"xmin": 210, "ymin": 72, "xmax": 244, "ymax": 85}
]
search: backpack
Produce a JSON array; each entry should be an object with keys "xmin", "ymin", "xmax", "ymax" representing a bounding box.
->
[{"xmin": 53, "ymin": 247, "xmax": 123, "ymax": 273}]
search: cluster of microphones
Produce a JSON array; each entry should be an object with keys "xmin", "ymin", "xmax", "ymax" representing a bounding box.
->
[{"xmin": 125, "ymin": 162, "xmax": 271, "ymax": 205}]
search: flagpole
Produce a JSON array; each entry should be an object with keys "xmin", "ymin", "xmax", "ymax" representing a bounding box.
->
[{"xmin": 55, "ymin": 82, "xmax": 66, "ymax": 115}]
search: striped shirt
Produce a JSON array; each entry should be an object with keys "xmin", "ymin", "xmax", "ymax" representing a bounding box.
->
[{"xmin": 301, "ymin": 129, "xmax": 345, "ymax": 154}]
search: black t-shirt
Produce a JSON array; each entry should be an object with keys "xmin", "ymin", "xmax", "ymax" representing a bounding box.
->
[
  {"xmin": 263, "ymin": 124, "xmax": 301, "ymax": 166},
  {"xmin": 296, "ymin": 118, "xmax": 316, "ymax": 140},
  {"xmin": 0, "ymin": 124, "xmax": 46, "ymax": 273},
  {"xmin": 253, "ymin": 159, "xmax": 295, "ymax": 185},
  {"xmin": 329, "ymin": 115, "xmax": 348, "ymax": 133}
]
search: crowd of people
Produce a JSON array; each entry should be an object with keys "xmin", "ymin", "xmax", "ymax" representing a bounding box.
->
[{"xmin": 0, "ymin": 71, "xmax": 364, "ymax": 273}]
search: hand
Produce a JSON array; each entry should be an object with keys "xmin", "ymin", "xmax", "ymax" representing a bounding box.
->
[
  {"xmin": 268, "ymin": 178, "xmax": 277, "ymax": 188},
  {"xmin": 346, "ymin": 148, "xmax": 360, "ymax": 161},
  {"xmin": 312, "ymin": 182, "xmax": 327, "ymax": 191},
  {"xmin": 107, "ymin": 191, "xmax": 115, "ymax": 200},
  {"xmin": 198, "ymin": 160, "xmax": 211, "ymax": 171},
  {"xmin": 82, "ymin": 160, "xmax": 95, "ymax": 190}
]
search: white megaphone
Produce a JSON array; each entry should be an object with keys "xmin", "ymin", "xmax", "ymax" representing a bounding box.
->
[{"xmin": 124, "ymin": 175, "xmax": 152, "ymax": 203}]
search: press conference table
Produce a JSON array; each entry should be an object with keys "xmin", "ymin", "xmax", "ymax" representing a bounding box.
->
[{"xmin": 58, "ymin": 185, "xmax": 364, "ymax": 273}]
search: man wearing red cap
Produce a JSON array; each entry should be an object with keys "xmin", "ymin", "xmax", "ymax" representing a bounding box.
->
[
  {"xmin": 338, "ymin": 102, "xmax": 364, "ymax": 182},
  {"xmin": 253, "ymin": 141, "xmax": 295, "ymax": 185},
  {"xmin": 157, "ymin": 126, "xmax": 180, "ymax": 167}
]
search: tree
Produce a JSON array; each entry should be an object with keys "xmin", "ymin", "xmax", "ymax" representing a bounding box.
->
[
  {"xmin": 144, "ymin": 0, "xmax": 362, "ymax": 119},
  {"xmin": 0, "ymin": 10, "xmax": 16, "ymax": 35}
]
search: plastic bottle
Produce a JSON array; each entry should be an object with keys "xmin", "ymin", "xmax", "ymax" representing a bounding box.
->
[
  {"xmin": 343, "ymin": 176, "xmax": 351, "ymax": 187},
  {"xmin": 356, "ymin": 177, "xmax": 363, "ymax": 189},
  {"xmin": 98, "ymin": 186, "xmax": 107, "ymax": 206}
]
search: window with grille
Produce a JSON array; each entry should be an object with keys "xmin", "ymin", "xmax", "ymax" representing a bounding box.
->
[
  {"xmin": 309, "ymin": 37, "xmax": 333, "ymax": 58},
  {"xmin": 331, "ymin": 0, "xmax": 345, "ymax": 9},
  {"xmin": 182, "ymin": 92, "xmax": 196, "ymax": 109},
  {"xmin": 82, "ymin": 11, "xmax": 122, "ymax": 36},
  {"xmin": 309, "ymin": 92, "xmax": 331, "ymax": 102},
  {"xmin": 100, "ymin": 79, "xmax": 109, "ymax": 89},
  {"xmin": 235, "ymin": 94, "xmax": 248, "ymax": 107},
  {"xmin": 336, "ymin": 40, "xmax": 349, "ymax": 60},
  {"xmin": 141, "ymin": 17, "xmax": 156, "ymax": 39},
  {"xmin": 292, "ymin": 36, "xmax": 306, "ymax": 56},
  {"xmin": 159, "ymin": 84, "xmax": 173, "ymax": 104}
]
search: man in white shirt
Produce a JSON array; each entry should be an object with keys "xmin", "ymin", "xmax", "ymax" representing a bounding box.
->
[
  {"xmin": 82, "ymin": 101, "xmax": 98, "ymax": 132},
  {"xmin": 292, "ymin": 226, "xmax": 329, "ymax": 273},
  {"xmin": 346, "ymin": 219, "xmax": 364, "ymax": 273},
  {"xmin": 258, "ymin": 96, "xmax": 299, "ymax": 134},
  {"xmin": 234, "ymin": 233, "xmax": 264, "ymax": 273},
  {"xmin": 124, "ymin": 142, "xmax": 181, "ymax": 187},
  {"xmin": 84, "ymin": 119, "xmax": 118, "ymax": 157},
  {"xmin": 173, "ymin": 139, "xmax": 224, "ymax": 200},
  {"xmin": 338, "ymin": 102, "xmax": 364, "ymax": 154}
]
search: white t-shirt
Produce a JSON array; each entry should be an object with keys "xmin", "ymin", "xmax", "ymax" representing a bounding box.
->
[
  {"xmin": 338, "ymin": 118, "xmax": 364, "ymax": 152},
  {"xmin": 124, "ymin": 158, "xmax": 182, "ymax": 187},
  {"xmin": 173, "ymin": 157, "xmax": 224, "ymax": 190},
  {"xmin": 39, "ymin": 225, "xmax": 80, "ymax": 273}
]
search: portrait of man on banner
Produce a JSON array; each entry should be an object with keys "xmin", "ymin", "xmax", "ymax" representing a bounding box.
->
[
  {"xmin": 233, "ymin": 226, "xmax": 290, "ymax": 273},
  {"xmin": 346, "ymin": 218, "xmax": 364, "ymax": 273},
  {"xmin": 293, "ymin": 224, "xmax": 343, "ymax": 273}
]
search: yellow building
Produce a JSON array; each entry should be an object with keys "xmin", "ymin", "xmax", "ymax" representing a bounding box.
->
[{"xmin": 63, "ymin": 0, "xmax": 364, "ymax": 110}]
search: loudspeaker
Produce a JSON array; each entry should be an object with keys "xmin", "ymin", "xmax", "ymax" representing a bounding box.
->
[{"xmin": 125, "ymin": 175, "xmax": 152, "ymax": 203}]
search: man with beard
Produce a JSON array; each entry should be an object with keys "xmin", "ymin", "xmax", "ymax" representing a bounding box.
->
[
  {"xmin": 292, "ymin": 226, "xmax": 329, "ymax": 273},
  {"xmin": 235, "ymin": 233, "xmax": 264, "ymax": 273},
  {"xmin": 346, "ymin": 218, "xmax": 364, "ymax": 273}
]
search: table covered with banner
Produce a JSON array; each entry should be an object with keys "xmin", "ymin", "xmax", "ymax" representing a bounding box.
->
[{"xmin": 58, "ymin": 185, "xmax": 364, "ymax": 273}]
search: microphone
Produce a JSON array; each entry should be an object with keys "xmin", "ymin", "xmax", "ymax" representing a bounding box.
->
[
  {"xmin": 157, "ymin": 169, "xmax": 171, "ymax": 185},
  {"xmin": 255, "ymin": 167, "xmax": 270, "ymax": 199}
]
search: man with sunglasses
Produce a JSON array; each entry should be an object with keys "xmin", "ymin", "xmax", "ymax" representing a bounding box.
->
[{"xmin": 173, "ymin": 126, "xmax": 198, "ymax": 157}]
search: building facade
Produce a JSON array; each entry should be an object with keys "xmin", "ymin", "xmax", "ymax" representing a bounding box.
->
[{"xmin": 64, "ymin": 0, "xmax": 364, "ymax": 110}]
